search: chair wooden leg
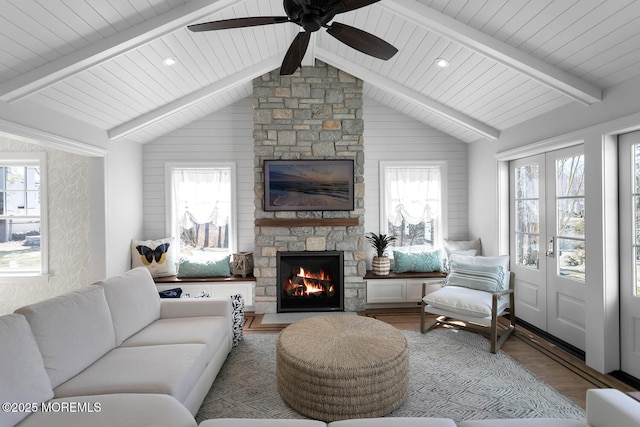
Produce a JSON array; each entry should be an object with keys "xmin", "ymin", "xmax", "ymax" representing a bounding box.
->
[{"xmin": 490, "ymin": 314, "xmax": 498, "ymax": 353}]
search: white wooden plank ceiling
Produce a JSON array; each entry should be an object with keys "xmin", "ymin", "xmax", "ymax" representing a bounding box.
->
[{"xmin": 1, "ymin": 0, "xmax": 639, "ymax": 144}]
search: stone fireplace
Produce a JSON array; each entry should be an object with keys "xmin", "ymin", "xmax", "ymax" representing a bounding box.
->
[
  {"xmin": 253, "ymin": 60, "xmax": 366, "ymax": 314},
  {"xmin": 277, "ymin": 250, "xmax": 344, "ymax": 312}
]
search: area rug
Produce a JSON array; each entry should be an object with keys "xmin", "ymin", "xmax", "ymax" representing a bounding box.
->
[
  {"xmin": 261, "ymin": 311, "xmax": 357, "ymax": 324},
  {"xmin": 196, "ymin": 328, "xmax": 586, "ymax": 423}
]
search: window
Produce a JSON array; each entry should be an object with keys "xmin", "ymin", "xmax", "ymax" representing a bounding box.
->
[
  {"xmin": 634, "ymin": 144, "xmax": 640, "ymax": 296},
  {"xmin": 514, "ymin": 162, "xmax": 540, "ymax": 269},
  {"xmin": 380, "ymin": 161, "xmax": 445, "ymax": 252},
  {"xmin": 167, "ymin": 163, "xmax": 236, "ymax": 261},
  {"xmin": 0, "ymin": 153, "xmax": 47, "ymax": 275}
]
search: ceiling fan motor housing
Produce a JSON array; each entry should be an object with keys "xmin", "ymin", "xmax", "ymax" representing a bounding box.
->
[{"xmin": 284, "ymin": 0, "xmax": 340, "ymax": 32}]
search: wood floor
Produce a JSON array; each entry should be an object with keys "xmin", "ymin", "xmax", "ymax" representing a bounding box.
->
[{"xmin": 243, "ymin": 308, "xmax": 636, "ymax": 410}]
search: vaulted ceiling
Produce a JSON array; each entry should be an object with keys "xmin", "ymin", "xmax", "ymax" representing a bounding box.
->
[{"xmin": 1, "ymin": 0, "xmax": 639, "ymax": 145}]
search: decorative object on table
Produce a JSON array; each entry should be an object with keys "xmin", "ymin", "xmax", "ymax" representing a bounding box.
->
[
  {"xmin": 366, "ymin": 232, "xmax": 397, "ymax": 275},
  {"xmin": 130, "ymin": 237, "xmax": 177, "ymax": 277},
  {"xmin": 158, "ymin": 288, "xmax": 182, "ymax": 298},
  {"xmin": 232, "ymin": 252, "xmax": 254, "ymax": 277}
]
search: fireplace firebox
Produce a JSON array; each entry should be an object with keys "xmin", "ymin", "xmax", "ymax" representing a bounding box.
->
[{"xmin": 277, "ymin": 251, "xmax": 344, "ymax": 312}]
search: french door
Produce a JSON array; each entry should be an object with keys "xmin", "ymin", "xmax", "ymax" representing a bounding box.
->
[
  {"xmin": 620, "ymin": 131, "xmax": 640, "ymax": 379},
  {"xmin": 510, "ymin": 145, "xmax": 586, "ymax": 350}
]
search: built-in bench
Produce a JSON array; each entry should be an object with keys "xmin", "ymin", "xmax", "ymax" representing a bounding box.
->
[
  {"xmin": 364, "ymin": 270, "xmax": 446, "ymax": 307},
  {"xmin": 154, "ymin": 275, "xmax": 256, "ymax": 308}
]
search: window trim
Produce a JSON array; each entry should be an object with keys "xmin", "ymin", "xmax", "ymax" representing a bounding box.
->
[
  {"xmin": 164, "ymin": 162, "xmax": 238, "ymax": 258},
  {"xmin": 0, "ymin": 152, "xmax": 49, "ymax": 278},
  {"xmin": 379, "ymin": 160, "xmax": 448, "ymax": 250}
]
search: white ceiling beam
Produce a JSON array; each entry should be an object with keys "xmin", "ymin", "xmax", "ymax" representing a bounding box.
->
[
  {"xmin": 382, "ymin": 0, "xmax": 602, "ymax": 105},
  {"xmin": 0, "ymin": 0, "xmax": 240, "ymax": 103},
  {"xmin": 108, "ymin": 56, "xmax": 282, "ymax": 141},
  {"xmin": 316, "ymin": 48, "xmax": 500, "ymax": 141}
]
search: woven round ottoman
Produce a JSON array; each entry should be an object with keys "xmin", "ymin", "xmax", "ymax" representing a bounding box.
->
[{"xmin": 276, "ymin": 315, "xmax": 409, "ymax": 421}]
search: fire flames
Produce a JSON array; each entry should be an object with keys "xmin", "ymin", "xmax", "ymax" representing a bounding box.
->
[{"xmin": 283, "ymin": 266, "xmax": 335, "ymax": 297}]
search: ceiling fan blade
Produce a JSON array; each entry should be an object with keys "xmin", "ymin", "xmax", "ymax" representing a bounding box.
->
[
  {"xmin": 280, "ymin": 31, "xmax": 312, "ymax": 75},
  {"xmin": 333, "ymin": 0, "xmax": 381, "ymax": 13},
  {"xmin": 188, "ymin": 16, "xmax": 289, "ymax": 32},
  {"xmin": 326, "ymin": 22, "xmax": 398, "ymax": 60}
]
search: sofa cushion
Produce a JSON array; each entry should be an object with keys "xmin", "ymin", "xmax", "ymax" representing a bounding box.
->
[
  {"xmin": 423, "ymin": 286, "xmax": 509, "ymax": 318},
  {"xmin": 330, "ymin": 418, "xmax": 457, "ymax": 427},
  {"xmin": 199, "ymin": 420, "xmax": 327, "ymax": 427},
  {"xmin": 120, "ymin": 316, "xmax": 230, "ymax": 362},
  {"xmin": 0, "ymin": 314, "xmax": 54, "ymax": 427},
  {"xmin": 93, "ymin": 267, "xmax": 161, "ymax": 346},
  {"xmin": 53, "ymin": 343, "xmax": 209, "ymax": 404},
  {"xmin": 458, "ymin": 420, "xmax": 588, "ymax": 427},
  {"xmin": 15, "ymin": 286, "xmax": 116, "ymax": 388},
  {"xmin": 16, "ymin": 394, "xmax": 197, "ymax": 427}
]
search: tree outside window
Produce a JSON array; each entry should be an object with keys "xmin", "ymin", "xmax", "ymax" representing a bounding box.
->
[
  {"xmin": 381, "ymin": 162, "xmax": 444, "ymax": 253},
  {"xmin": 168, "ymin": 164, "xmax": 236, "ymax": 261}
]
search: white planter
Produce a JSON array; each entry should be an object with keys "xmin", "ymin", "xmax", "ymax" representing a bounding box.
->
[{"xmin": 372, "ymin": 256, "xmax": 391, "ymax": 275}]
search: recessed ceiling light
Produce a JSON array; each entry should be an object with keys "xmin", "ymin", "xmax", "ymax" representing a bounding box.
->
[
  {"xmin": 163, "ymin": 56, "xmax": 177, "ymax": 67},
  {"xmin": 435, "ymin": 58, "xmax": 450, "ymax": 68}
]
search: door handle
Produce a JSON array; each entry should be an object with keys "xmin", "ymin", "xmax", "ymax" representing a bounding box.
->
[{"xmin": 546, "ymin": 237, "xmax": 554, "ymax": 257}]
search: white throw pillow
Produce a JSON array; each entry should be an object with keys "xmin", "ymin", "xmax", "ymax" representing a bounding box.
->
[
  {"xmin": 131, "ymin": 237, "xmax": 177, "ymax": 277},
  {"xmin": 449, "ymin": 254, "xmax": 510, "ymax": 290}
]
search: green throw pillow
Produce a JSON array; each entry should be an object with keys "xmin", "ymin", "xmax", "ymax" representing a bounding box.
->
[
  {"xmin": 177, "ymin": 256, "xmax": 231, "ymax": 278},
  {"xmin": 393, "ymin": 249, "xmax": 442, "ymax": 273},
  {"xmin": 445, "ymin": 261, "xmax": 504, "ymax": 292}
]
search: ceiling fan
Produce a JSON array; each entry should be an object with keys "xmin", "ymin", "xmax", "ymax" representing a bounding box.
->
[{"xmin": 188, "ymin": 0, "xmax": 398, "ymax": 75}]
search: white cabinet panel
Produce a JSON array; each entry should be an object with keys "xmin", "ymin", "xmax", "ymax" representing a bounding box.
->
[
  {"xmin": 367, "ymin": 277, "xmax": 443, "ymax": 305},
  {"xmin": 156, "ymin": 281, "xmax": 254, "ymax": 306}
]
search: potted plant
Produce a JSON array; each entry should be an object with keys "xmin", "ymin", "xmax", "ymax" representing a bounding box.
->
[{"xmin": 366, "ymin": 232, "xmax": 397, "ymax": 275}]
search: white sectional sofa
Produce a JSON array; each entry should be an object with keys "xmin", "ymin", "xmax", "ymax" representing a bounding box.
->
[
  {"xmin": 1, "ymin": 266, "xmax": 638, "ymax": 427},
  {"xmin": 0, "ymin": 267, "xmax": 235, "ymax": 427},
  {"xmin": 198, "ymin": 389, "xmax": 639, "ymax": 427}
]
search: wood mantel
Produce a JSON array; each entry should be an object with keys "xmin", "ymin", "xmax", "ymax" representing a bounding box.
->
[{"xmin": 255, "ymin": 218, "xmax": 359, "ymax": 227}]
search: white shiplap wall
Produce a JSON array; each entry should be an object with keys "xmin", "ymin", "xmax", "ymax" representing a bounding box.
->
[
  {"xmin": 142, "ymin": 97, "xmax": 255, "ymax": 252},
  {"xmin": 142, "ymin": 96, "xmax": 469, "ymax": 258},
  {"xmin": 363, "ymin": 97, "xmax": 469, "ymax": 254}
]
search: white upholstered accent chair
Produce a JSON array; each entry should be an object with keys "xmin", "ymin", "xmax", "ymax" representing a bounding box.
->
[{"xmin": 420, "ymin": 256, "xmax": 515, "ymax": 353}]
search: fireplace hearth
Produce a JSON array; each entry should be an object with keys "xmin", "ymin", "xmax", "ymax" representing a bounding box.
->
[{"xmin": 277, "ymin": 251, "xmax": 344, "ymax": 312}]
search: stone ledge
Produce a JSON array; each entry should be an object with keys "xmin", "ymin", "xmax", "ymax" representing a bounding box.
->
[{"xmin": 255, "ymin": 218, "xmax": 359, "ymax": 227}]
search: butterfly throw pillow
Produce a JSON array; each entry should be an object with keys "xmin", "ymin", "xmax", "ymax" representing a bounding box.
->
[{"xmin": 131, "ymin": 237, "xmax": 177, "ymax": 277}]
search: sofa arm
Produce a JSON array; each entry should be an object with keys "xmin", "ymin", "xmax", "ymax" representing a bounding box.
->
[
  {"xmin": 160, "ymin": 297, "xmax": 232, "ymax": 319},
  {"xmin": 586, "ymin": 389, "xmax": 640, "ymax": 427}
]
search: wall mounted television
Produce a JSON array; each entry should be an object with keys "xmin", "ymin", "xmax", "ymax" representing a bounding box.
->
[{"xmin": 264, "ymin": 159, "xmax": 354, "ymax": 211}]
